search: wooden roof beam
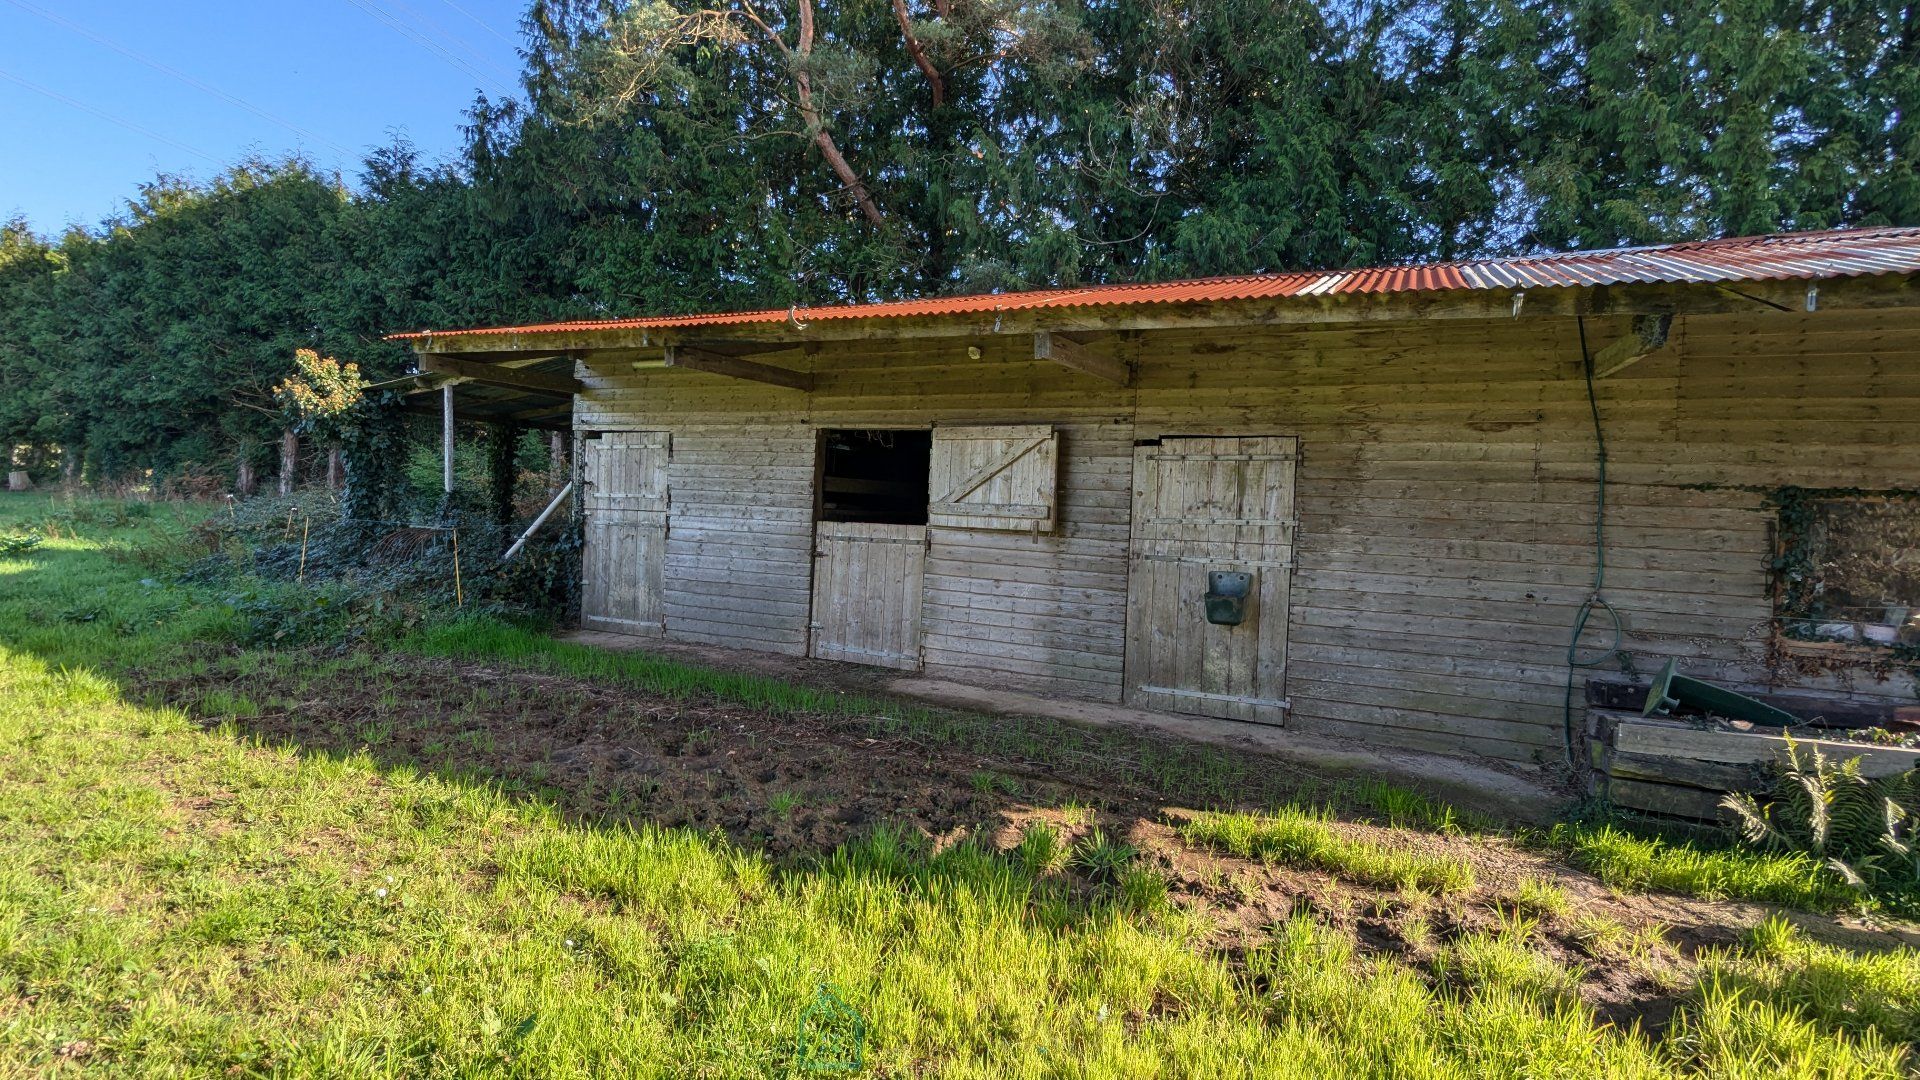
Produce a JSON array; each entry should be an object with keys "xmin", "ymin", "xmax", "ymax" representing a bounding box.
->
[
  {"xmin": 1591, "ymin": 313, "xmax": 1674, "ymax": 379},
  {"xmin": 506, "ymin": 401, "xmax": 574, "ymax": 423},
  {"xmin": 662, "ymin": 344, "xmax": 812, "ymax": 392},
  {"xmin": 1034, "ymin": 330, "xmax": 1129, "ymax": 386},
  {"xmin": 397, "ymin": 397, "xmax": 569, "ymax": 431},
  {"xmin": 418, "ymin": 353, "xmax": 582, "ymax": 396}
]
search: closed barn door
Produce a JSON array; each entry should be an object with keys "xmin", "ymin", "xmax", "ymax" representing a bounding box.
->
[
  {"xmin": 809, "ymin": 522, "xmax": 926, "ymax": 669},
  {"xmin": 1125, "ymin": 436, "xmax": 1297, "ymax": 724},
  {"xmin": 581, "ymin": 431, "xmax": 669, "ymax": 636}
]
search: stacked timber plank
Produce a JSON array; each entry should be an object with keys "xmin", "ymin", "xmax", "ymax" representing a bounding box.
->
[{"xmin": 1591, "ymin": 709, "xmax": 1920, "ymax": 819}]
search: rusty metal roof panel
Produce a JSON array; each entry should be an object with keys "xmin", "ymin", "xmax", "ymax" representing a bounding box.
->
[{"xmin": 389, "ymin": 226, "xmax": 1920, "ymax": 339}]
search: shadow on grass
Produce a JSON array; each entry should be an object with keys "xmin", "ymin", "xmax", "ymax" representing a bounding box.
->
[{"xmin": 14, "ymin": 498, "xmax": 1920, "ymax": 1079}]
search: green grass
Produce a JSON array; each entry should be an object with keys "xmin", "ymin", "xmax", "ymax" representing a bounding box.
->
[
  {"xmin": 1348, "ymin": 778, "xmax": 1486, "ymax": 834},
  {"xmin": 1179, "ymin": 807, "xmax": 1478, "ymax": 895},
  {"xmin": 1700, "ymin": 916, "xmax": 1920, "ymax": 1046},
  {"xmin": 2, "ymin": 494, "xmax": 1919, "ymax": 1075},
  {"xmin": 1550, "ymin": 823, "xmax": 1857, "ymax": 911},
  {"xmin": 1434, "ymin": 920, "xmax": 1586, "ymax": 1004},
  {"xmin": 1502, "ymin": 875, "xmax": 1573, "ymax": 919},
  {"xmin": 1012, "ymin": 821, "xmax": 1068, "ymax": 876}
]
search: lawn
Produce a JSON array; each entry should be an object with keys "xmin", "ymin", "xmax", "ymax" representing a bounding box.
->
[{"xmin": 1, "ymin": 493, "xmax": 1917, "ymax": 1077}]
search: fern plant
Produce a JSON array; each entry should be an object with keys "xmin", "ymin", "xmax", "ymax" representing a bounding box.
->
[{"xmin": 1722, "ymin": 737, "xmax": 1920, "ymax": 894}]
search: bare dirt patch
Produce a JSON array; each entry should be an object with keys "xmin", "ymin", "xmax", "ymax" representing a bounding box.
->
[{"xmin": 139, "ymin": 649, "xmax": 1917, "ymax": 1027}]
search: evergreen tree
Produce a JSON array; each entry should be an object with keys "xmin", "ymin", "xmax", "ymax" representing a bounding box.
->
[{"xmin": 1, "ymin": 0, "xmax": 1914, "ymax": 486}]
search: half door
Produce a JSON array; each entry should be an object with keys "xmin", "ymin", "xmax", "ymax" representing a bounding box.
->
[
  {"xmin": 1124, "ymin": 436, "xmax": 1297, "ymax": 724},
  {"xmin": 807, "ymin": 429, "xmax": 930, "ymax": 670},
  {"xmin": 580, "ymin": 431, "xmax": 669, "ymax": 636},
  {"xmin": 809, "ymin": 521, "xmax": 927, "ymax": 669}
]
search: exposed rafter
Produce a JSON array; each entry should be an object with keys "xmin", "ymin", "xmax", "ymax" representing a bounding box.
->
[
  {"xmin": 1591, "ymin": 313, "xmax": 1674, "ymax": 379},
  {"xmin": 661, "ymin": 345, "xmax": 813, "ymax": 392},
  {"xmin": 418, "ymin": 353, "xmax": 582, "ymax": 396},
  {"xmin": 1033, "ymin": 330, "xmax": 1130, "ymax": 385}
]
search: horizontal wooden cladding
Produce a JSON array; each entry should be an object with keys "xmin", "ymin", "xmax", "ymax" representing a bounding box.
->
[
  {"xmin": 566, "ymin": 308, "xmax": 1920, "ymax": 766},
  {"xmin": 921, "ymin": 423, "xmax": 1136, "ymax": 701}
]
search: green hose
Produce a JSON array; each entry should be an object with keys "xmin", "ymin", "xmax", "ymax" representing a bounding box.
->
[{"xmin": 1563, "ymin": 317, "xmax": 1632, "ymax": 773}]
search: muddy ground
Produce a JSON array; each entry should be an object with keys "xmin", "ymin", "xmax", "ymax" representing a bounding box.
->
[{"xmin": 141, "ymin": 649, "xmax": 1919, "ymax": 1036}]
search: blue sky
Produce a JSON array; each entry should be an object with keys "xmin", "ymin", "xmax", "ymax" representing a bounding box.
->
[{"xmin": 0, "ymin": 0, "xmax": 528, "ymax": 235}]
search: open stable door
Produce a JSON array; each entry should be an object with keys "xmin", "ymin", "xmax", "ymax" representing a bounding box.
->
[
  {"xmin": 580, "ymin": 431, "xmax": 669, "ymax": 636},
  {"xmin": 1125, "ymin": 436, "xmax": 1297, "ymax": 724}
]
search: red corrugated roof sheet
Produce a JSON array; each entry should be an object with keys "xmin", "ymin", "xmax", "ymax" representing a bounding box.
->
[{"xmin": 388, "ymin": 225, "xmax": 1920, "ymax": 340}]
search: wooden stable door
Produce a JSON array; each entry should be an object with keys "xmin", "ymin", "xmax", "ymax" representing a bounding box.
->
[
  {"xmin": 580, "ymin": 431, "xmax": 669, "ymax": 636},
  {"xmin": 809, "ymin": 522, "xmax": 926, "ymax": 670},
  {"xmin": 1125, "ymin": 436, "xmax": 1297, "ymax": 724}
]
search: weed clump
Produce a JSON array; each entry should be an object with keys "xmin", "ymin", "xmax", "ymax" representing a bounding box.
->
[
  {"xmin": 1069, "ymin": 828, "xmax": 1137, "ymax": 886},
  {"xmin": 1180, "ymin": 808, "xmax": 1476, "ymax": 894}
]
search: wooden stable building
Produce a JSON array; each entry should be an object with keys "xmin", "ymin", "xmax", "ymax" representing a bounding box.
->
[{"xmin": 392, "ymin": 228, "xmax": 1920, "ymax": 773}]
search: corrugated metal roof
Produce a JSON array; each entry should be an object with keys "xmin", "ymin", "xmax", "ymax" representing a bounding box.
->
[{"xmin": 388, "ymin": 225, "xmax": 1920, "ymax": 340}]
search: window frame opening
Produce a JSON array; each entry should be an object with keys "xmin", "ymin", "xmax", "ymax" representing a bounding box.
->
[
  {"xmin": 814, "ymin": 428, "xmax": 933, "ymax": 526},
  {"xmin": 1772, "ymin": 488, "xmax": 1920, "ymax": 654}
]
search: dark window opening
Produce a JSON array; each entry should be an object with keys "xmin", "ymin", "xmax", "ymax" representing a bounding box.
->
[{"xmin": 817, "ymin": 429, "xmax": 931, "ymax": 525}]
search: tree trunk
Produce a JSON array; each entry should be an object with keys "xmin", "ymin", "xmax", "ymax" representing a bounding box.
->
[
  {"xmin": 236, "ymin": 460, "xmax": 257, "ymax": 497},
  {"xmin": 278, "ymin": 428, "xmax": 298, "ymax": 496},
  {"xmin": 326, "ymin": 445, "xmax": 344, "ymax": 490},
  {"xmin": 61, "ymin": 450, "xmax": 78, "ymax": 490}
]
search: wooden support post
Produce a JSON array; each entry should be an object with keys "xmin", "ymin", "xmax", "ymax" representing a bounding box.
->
[
  {"xmin": 662, "ymin": 345, "xmax": 813, "ymax": 391},
  {"xmin": 1034, "ymin": 330, "xmax": 1130, "ymax": 385},
  {"xmin": 442, "ymin": 384, "xmax": 455, "ymax": 494},
  {"xmin": 1592, "ymin": 313, "xmax": 1674, "ymax": 379}
]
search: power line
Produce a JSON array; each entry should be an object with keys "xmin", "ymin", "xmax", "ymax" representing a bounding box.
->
[
  {"xmin": 0, "ymin": 66, "xmax": 221, "ymax": 165},
  {"xmin": 434, "ymin": 0, "xmax": 518, "ymax": 49},
  {"xmin": 340, "ymin": 0, "xmax": 516, "ymax": 97},
  {"xmin": 2, "ymin": 0, "xmax": 359, "ymax": 160},
  {"xmin": 381, "ymin": 0, "xmax": 519, "ymax": 82}
]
